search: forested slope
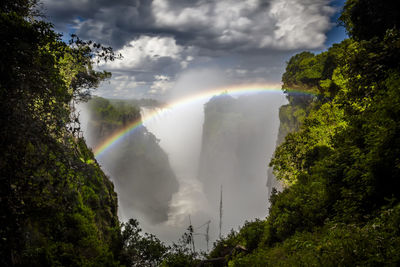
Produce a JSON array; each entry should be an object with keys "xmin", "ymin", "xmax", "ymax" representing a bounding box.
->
[
  {"xmin": 0, "ymin": 2, "xmax": 206, "ymax": 265},
  {"xmin": 0, "ymin": 1, "xmax": 122, "ymax": 265},
  {"xmin": 208, "ymin": 0, "xmax": 400, "ymax": 265}
]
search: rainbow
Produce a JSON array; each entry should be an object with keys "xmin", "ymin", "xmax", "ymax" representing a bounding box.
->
[{"xmin": 93, "ymin": 83, "xmax": 312, "ymax": 157}]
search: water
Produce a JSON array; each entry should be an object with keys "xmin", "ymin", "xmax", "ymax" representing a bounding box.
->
[
  {"xmin": 79, "ymin": 90, "xmax": 287, "ymax": 251},
  {"xmin": 139, "ymin": 92, "xmax": 287, "ymax": 251}
]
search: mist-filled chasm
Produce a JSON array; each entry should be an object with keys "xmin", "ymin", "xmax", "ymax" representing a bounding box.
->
[{"xmin": 79, "ymin": 90, "xmax": 287, "ymax": 251}]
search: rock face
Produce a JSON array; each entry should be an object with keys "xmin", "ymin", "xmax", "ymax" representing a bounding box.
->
[
  {"xmin": 267, "ymin": 93, "xmax": 315, "ymax": 190},
  {"xmin": 275, "ymin": 93, "xmax": 315, "ymax": 146},
  {"xmin": 197, "ymin": 93, "xmax": 283, "ymax": 226},
  {"xmin": 84, "ymin": 97, "xmax": 179, "ymax": 224}
]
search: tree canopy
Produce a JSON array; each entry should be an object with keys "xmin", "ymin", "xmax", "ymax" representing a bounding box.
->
[
  {"xmin": 0, "ymin": 1, "xmax": 122, "ymax": 265},
  {"xmin": 208, "ymin": 0, "xmax": 400, "ymax": 265}
]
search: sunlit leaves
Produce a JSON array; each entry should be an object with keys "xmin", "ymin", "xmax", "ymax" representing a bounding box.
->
[{"xmin": 0, "ymin": 3, "xmax": 120, "ymax": 265}]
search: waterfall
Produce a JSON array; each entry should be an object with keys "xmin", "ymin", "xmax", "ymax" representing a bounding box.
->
[
  {"xmin": 141, "ymin": 100, "xmax": 209, "ymax": 226},
  {"xmin": 79, "ymin": 90, "xmax": 287, "ymax": 251},
  {"xmin": 139, "ymin": 91, "xmax": 287, "ymax": 250}
]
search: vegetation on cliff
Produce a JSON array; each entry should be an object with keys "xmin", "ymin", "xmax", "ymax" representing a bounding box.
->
[
  {"xmin": 84, "ymin": 97, "xmax": 179, "ymax": 224},
  {"xmin": 0, "ymin": 1, "xmax": 123, "ymax": 265},
  {"xmin": 208, "ymin": 0, "xmax": 400, "ymax": 265},
  {"xmin": 0, "ymin": 2, "xmax": 207, "ymax": 265}
]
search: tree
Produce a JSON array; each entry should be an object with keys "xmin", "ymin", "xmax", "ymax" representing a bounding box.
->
[
  {"xmin": 119, "ymin": 219, "xmax": 168, "ymax": 266},
  {"xmin": 225, "ymin": 0, "xmax": 400, "ymax": 265},
  {"xmin": 0, "ymin": 1, "xmax": 121, "ymax": 265},
  {"xmin": 339, "ymin": 0, "xmax": 400, "ymax": 40}
]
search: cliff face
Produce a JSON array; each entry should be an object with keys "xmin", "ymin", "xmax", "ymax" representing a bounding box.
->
[
  {"xmin": 197, "ymin": 93, "xmax": 283, "ymax": 222},
  {"xmin": 84, "ymin": 97, "xmax": 179, "ymax": 224},
  {"xmin": 275, "ymin": 94, "xmax": 315, "ymax": 146}
]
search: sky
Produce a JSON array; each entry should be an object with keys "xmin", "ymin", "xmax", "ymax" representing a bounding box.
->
[{"xmin": 42, "ymin": 0, "xmax": 347, "ymax": 100}]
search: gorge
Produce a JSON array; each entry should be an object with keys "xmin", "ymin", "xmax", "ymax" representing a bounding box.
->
[{"xmin": 81, "ymin": 90, "xmax": 287, "ymax": 250}]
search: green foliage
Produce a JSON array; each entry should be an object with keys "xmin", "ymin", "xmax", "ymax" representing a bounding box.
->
[
  {"xmin": 119, "ymin": 219, "xmax": 168, "ymax": 266},
  {"xmin": 0, "ymin": 0, "xmax": 38, "ymax": 17},
  {"xmin": 276, "ymin": 39, "xmax": 354, "ymax": 146},
  {"xmin": 209, "ymin": 230, "xmax": 240, "ymax": 259},
  {"xmin": 271, "ymin": 102, "xmax": 346, "ymax": 185},
  {"xmin": 160, "ymin": 226, "xmax": 201, "ymax": 267},
  {"xmin": 230, "ymin": 204, "xmax": 400, "ymax": 266},
  {"xmin": 236, "ymin": 220, "xmax": 265, "ymax": 251},
  {"xmin": 282, "ymin": 39, "xmax": 353, "ymax": 98},
  {"xmin": 161, "ymin": 244, "xmax": 200, "ymax": 267},
  {"xmin": 282, "ymin": 51, "xmax": 325, "ymax": 93},
  {"xmin": 213, "ymin": 1, "xmax": 400, "ymax": 265},
  {"xmin": 339, "ymin": 0, "xmax": 400, "ymax": 41},
  {"xmin": 0, "ymin": 2, "xmax": 121, "ymax": 266},
  {"xmin": 276, "ymin": 100, "xmax": 310, "ymax": 145},
  {"xmin": 88, "ymin": 96, "xmax": 141, "ymax": 127},
  {"xmin": 208, "ymin": 221, "xmax": 266, "ymax": 259}
]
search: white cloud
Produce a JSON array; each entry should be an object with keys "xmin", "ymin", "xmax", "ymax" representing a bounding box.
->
[
  {"xmin": 103, "ymin": 35, "xmax": 185, "ymax": 71},
  {"xmin": 96, "ymin": 36, "xmax": 200, "ymax": 98},
  {"xmin": 48, "ymin": 0, "xmax": 339, "ymax": 98},
  {"xmin": 152, "ymin": 0, "xmax": 211, "ymax": 30},
  {"xmin": 94, "ymin": 74, "xmax": 150, "ymax": 99},
  {"xmin": 268, "ymin": 0, "xmax": 334, "ymax": 49},
  {"xmin": 149, "ymin": 75, "xmax": 174, "ymax": 95},
  {"xmin": 113, "ymin": 75, "xmax": 145, "ymax": 91},
  {"xmin": 151, "ymin": 0, "xmax": 334, "ymax": 51},
  {"xmin": 180, "ymin": 55, "xmax": 194, "ymax": 69}
]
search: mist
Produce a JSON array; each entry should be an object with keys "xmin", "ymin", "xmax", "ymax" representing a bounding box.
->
[
  {"xmin": 79, "ymin": 68, "xmax": 287, "ymax": 251},
  {"xmin": 78, "ymin": 99, "xmax": 179, "ymax": 225},
  {"xmin": 197, "ymin": 92, "xmax": 286, "ymax": 235}
]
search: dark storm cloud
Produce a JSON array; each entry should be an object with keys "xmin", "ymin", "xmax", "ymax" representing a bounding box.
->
[
  {"xmin": 43, "ymin": 0, "xmax": 153, "ymax": 27},
  {"xmin": 43, "ymin": 0, "xmax": 200, "ymax": 49},
  {"xmin": 43, "ymin": 0, "xmax": 155, "ymax": 48},
  {"xmin": 43, "ymin": 0, "xmax": 334, "ymax": 51},
  {"xmin": 42, "ymin": 0, "xmax": 338, "ymax": 98}
]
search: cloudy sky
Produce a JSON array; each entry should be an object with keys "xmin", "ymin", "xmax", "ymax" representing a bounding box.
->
[{"xmin": 42, "ymin": 0, "xmax": 347, "ymax": 99}]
